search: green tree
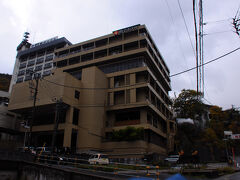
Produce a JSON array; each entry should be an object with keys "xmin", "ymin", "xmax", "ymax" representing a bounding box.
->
[
  {"xmin": 111, "ymin": 127, "xmax": 144, "ymax": 141},
  {"xmin": 173, "ymin": 89, "xmax": 205, "ymax": 120},
  {"xmin": 175, "ymin": 123, "xmax": 203, "ymax": 153}
]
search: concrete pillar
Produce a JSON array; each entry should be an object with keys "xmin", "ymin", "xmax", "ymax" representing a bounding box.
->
[
  {"xmin": 63, "ymin": 126, "xmax": 72, "ymax": 147},
  {"xmin": 109, "ymin": 92, "xmax": 114, "ymax": 105},
  {"xmin": 130, "ymin": 73, "xmax": 136, "ymax": 85},
  {"xmin": 130, "ymin": 89, "xmax": 136, "ymax": 103},
  {"xmin": 65, "ymin": 106, "xmax": 74, "ymax": 124},
  {"xmin": 109, "ymin": 77, "xmax": 114, "ymax": 88},
  {"xmin": 130, "ymin": 73, "xmax": 136, "ymax": 103}
]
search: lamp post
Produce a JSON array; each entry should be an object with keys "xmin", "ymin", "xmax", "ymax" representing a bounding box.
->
[{"xmin": 20, "ymin": 121, "xmax": 30, "ymax": 148}]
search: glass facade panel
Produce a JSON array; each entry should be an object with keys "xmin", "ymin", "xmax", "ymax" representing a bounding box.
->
[{"xmin": 98, "ymin": 57, "xmax": 145, "ymax": 74}]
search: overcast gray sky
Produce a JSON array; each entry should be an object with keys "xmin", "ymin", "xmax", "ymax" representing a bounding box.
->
[{"xmin": 0, "ymin": 0, "xmax": 239, "ymax": 109}]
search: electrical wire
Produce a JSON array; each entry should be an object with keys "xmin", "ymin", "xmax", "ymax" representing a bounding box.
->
[
  {"xmin": 42, "ymin": 77, "xmax": 150, "ymax": 90},
  {"xmin": 170, "ymin": 47, "xmax": 240, "ymax": 77},
  {"xmin": 177, "ymin": 0, "xmax": 196, "ymax": 57},
  {"xmin": 203, "ymin": 30, "xmax": 233, "ymax": 36},
  {"xmin": 204, "ymin": 18, "xmax": 232, "ymax": 24},
  {"xmin": 203, "ymin": 97, "xmax": 213, "ymax": 105},
  {"xmin": 163, "ymin": 0, "xmax": 195, "ymax": 88},
  {"xmin": 42, "ymin": 47, "xmax": 240, "ymax": 91}
]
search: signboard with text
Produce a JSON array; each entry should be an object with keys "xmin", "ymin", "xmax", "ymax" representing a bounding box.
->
[
  {"xmin": 31, "ymin": 36, "xmax": 58, "ymax": 48},
  {"xmin": 231, "ymin": 134, "xmax": 240, "ymax": 139},
  {"xmin": 113, "ymin": 24, "xmax": 140, "ymax": 35}
]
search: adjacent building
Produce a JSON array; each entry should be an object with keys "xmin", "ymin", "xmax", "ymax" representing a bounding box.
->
[
  {"xmin": 0, "ymin": 90, "xmax": 22, "ymax": 150},
  {"xmin": 9, "ymin": 25, "xmax": 176, "ymax": 162}
]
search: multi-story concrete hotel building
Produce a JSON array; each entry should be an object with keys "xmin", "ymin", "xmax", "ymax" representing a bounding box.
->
[{"xmin": 9, "ymin": 25, "xmax": 176, "ymax": 161}]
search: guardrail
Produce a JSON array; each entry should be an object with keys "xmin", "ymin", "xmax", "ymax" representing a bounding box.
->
[{"xmin": 34, "ymin": 153, "xmax": 167, "ymax": 179}]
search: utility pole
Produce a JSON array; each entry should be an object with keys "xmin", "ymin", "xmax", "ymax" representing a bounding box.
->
[
  {"xmin": 27, "ymin": 71, "xmax": 40, "ymax": 148},
  {"xmin": 51, "ymin": 98, "xmax": 63, "ymax": 154},
  {"xmin": 193, "ymin": 0, "xmax": 199, "ymax": 98}
]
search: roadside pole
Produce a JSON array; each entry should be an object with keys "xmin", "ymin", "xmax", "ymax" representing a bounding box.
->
[{"xmin": 232, "ymin": 148, "xmax": 236, "ymax": 168}]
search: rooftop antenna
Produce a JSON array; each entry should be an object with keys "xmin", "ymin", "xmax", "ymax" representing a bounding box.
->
[{"xmin": 23, "ymin": 32, "xmax": 30, "ymax": 42}]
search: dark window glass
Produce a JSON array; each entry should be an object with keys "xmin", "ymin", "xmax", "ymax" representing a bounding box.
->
[
  {"xmin": 98, "ymin": 57, "xmax": 145, "ymax": 74},
  {"xmin": 18, "ymin": 70, "xmax": 25, "ymax": 76},
  {"xmin": 19, "ymin": 63, "xmax": 27, "ymax": 69},
  {"xmin": 27, "ymin": 60, "xmax": 35, "ymax": 67},
  {"xmin": 36, "ymin": 57, "xmax": 44, "ymax": 64},
  {"xmin": 75, "ymin": 90, "xmax": 80, "ymax": 99},
  {"xmin": 35, "ymin": 65, "xmax": 42, "ymax": 71},
  {"xmin": 115, "ymin": 111, "xmax": 140, "ymax": 121},
  {"xmin": 44, "ymin": 63, "xmax": 52, "ymax": 69},
  {"xmin": 25, "ymin": 75, "xmax": 32, "ymax": 81},
  {"xmin": 45, "ymin": 55, "xmax": 53, "ymax": 62},
  {"xmin": 73, "ymin": 108, "xmax": 79, "ymax": 125},
  {"xmin": 42, "ymin": 70, "xmax": 51, "ymax": 77},
  {"xmin": 16, "ymin": 77, "xmax": 24, "ymax": 83}
]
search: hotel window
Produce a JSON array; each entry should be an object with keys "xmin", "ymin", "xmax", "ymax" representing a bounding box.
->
[
  {"xmin": 18, "ymin": 70, "xmax": 25, "ymax": 76},
  {"xmin": 45, "ymin": 55, "xmax": 54, "ymax": 62},
  {"xmin": 27, "ymin": 60, "xmax": 35, "ymax": 67},
  {"xmin": 44, "ymin": 63, "xmax": 52, "ymax": 69},
  {"xmin": 42, "ymin": 70, "xmax": 51, "ymax": 77},
  {"xmin": 16, "ymin": 77, "xmax": 24, "ymax": 83},
  {"xmin": 19, "ymin": 63, "xmax": 27, "ymax": 69},
  {"xmin": 72, "ymin": 108, "xmax": 79, "ymax": 125},
  {"xmin": 25, "ymin": 75, "xmax": 32, "ymax": 81},
  {"xmin": 35, "ymin": 65, "xmax": 42, "ymax": 71},
  {"xmin": 75, "ymin": 90, "xmax": 80, "ymax": 99},
  {"xmin": 36, "ymin": 57, "xmax": 44, "ymax": 64}
]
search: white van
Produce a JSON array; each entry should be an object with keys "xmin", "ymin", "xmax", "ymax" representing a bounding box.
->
[{"xmin": 88, "ymin": 154, "xmax": 109, "ymax": 165}]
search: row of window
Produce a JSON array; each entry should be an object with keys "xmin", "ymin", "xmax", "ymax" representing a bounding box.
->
[
  {"xmin": 18, "ymin": 63, "xmax": 53, "ymax": 76},
  {"xmin": 16, "ymin": 70, "xmax": 52, "ymax": 83},
  {"xmin": 20, "ymin": 51, "xmax": 54, "ymax": 62},
  {"xmin": 98, "ymin": 57, "xmax": 146, "ymax": 74},
  {"xmin": 57, "ymin": 29, "xmax": 140, "ymax": 58},
  {"xmin": 19, "ymin": 55, "xmax": 53, "ymax": 69}
]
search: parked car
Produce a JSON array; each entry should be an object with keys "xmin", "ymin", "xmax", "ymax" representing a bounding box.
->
[
  {"xmin": 17, "ymin": 147, "xmax": 36, "ymax": 154},
  {"xmin": 164, "ymin": 155, "xmax": 180, "ymax": 164},
  {"xmin": 88, "ymin": 154, "xmax": 109, "ymax": 165}
]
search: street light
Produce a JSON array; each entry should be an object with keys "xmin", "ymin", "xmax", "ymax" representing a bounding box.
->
[
  {"xmin": 20, "ymin": 121, "xmax": 30, "ymax": 148},
  {"xmin": 223, "ymin": 131, "xmax": 232, "ymax": 163}
]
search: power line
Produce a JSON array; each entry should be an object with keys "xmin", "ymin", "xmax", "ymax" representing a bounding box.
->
[
  {"xmin": 177, "ymin": 0, "xmax": 196, "ymax": 57},
  {"xmin": 163, "ymin": 0, "xmax": 195, "ymax": 88},
  {"xmin": 204, "ymin": 18, "xmax": 232, "ymax": 24},
  {"xmin": 42, "ymin": 78, "xmax": 107, "ymax": 90},
  {"xmin": 203, "ymin": 97, "xmax": 213, "ymax": 105},
  {"xmin": 203, "ymin": 30, "xmax": 233, "ymax": 36},
  {"xmin": 42, "ymin": 47, "xmax": 240, "ymax": 90},
  {"xmin": 42, "ymin": 77, "xmax": 150, "ymax": 90},
  {"xmin": 170, "ymin": 47, "xmax": 240, "ymax": 77}
]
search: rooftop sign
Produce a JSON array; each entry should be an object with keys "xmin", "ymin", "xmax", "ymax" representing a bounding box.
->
[
  {"xmin": 31, "ymin": 36, "xmax": 58, "ymax": 48},
  {"xmin": 113, "ymin": 24, "xmax": 140, "ymax": 35},
  {"xmin": 224, "ymin": 131, "xmax": 232, "ymax": 136}
]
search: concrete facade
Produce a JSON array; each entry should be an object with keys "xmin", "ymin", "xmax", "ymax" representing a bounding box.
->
[{"xmin": 8, "ymin": 24, "xmax": 176, "ymax": 160}]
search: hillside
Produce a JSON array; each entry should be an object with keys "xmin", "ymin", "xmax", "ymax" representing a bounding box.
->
[{"xmin": 0, "ymin": 73, "xmax": 12, "ymax": 92}]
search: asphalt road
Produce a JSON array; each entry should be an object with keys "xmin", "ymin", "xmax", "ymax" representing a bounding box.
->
[{"xmin": 213, "ymin": 172, "xmax": 240, "ymax": 180}]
